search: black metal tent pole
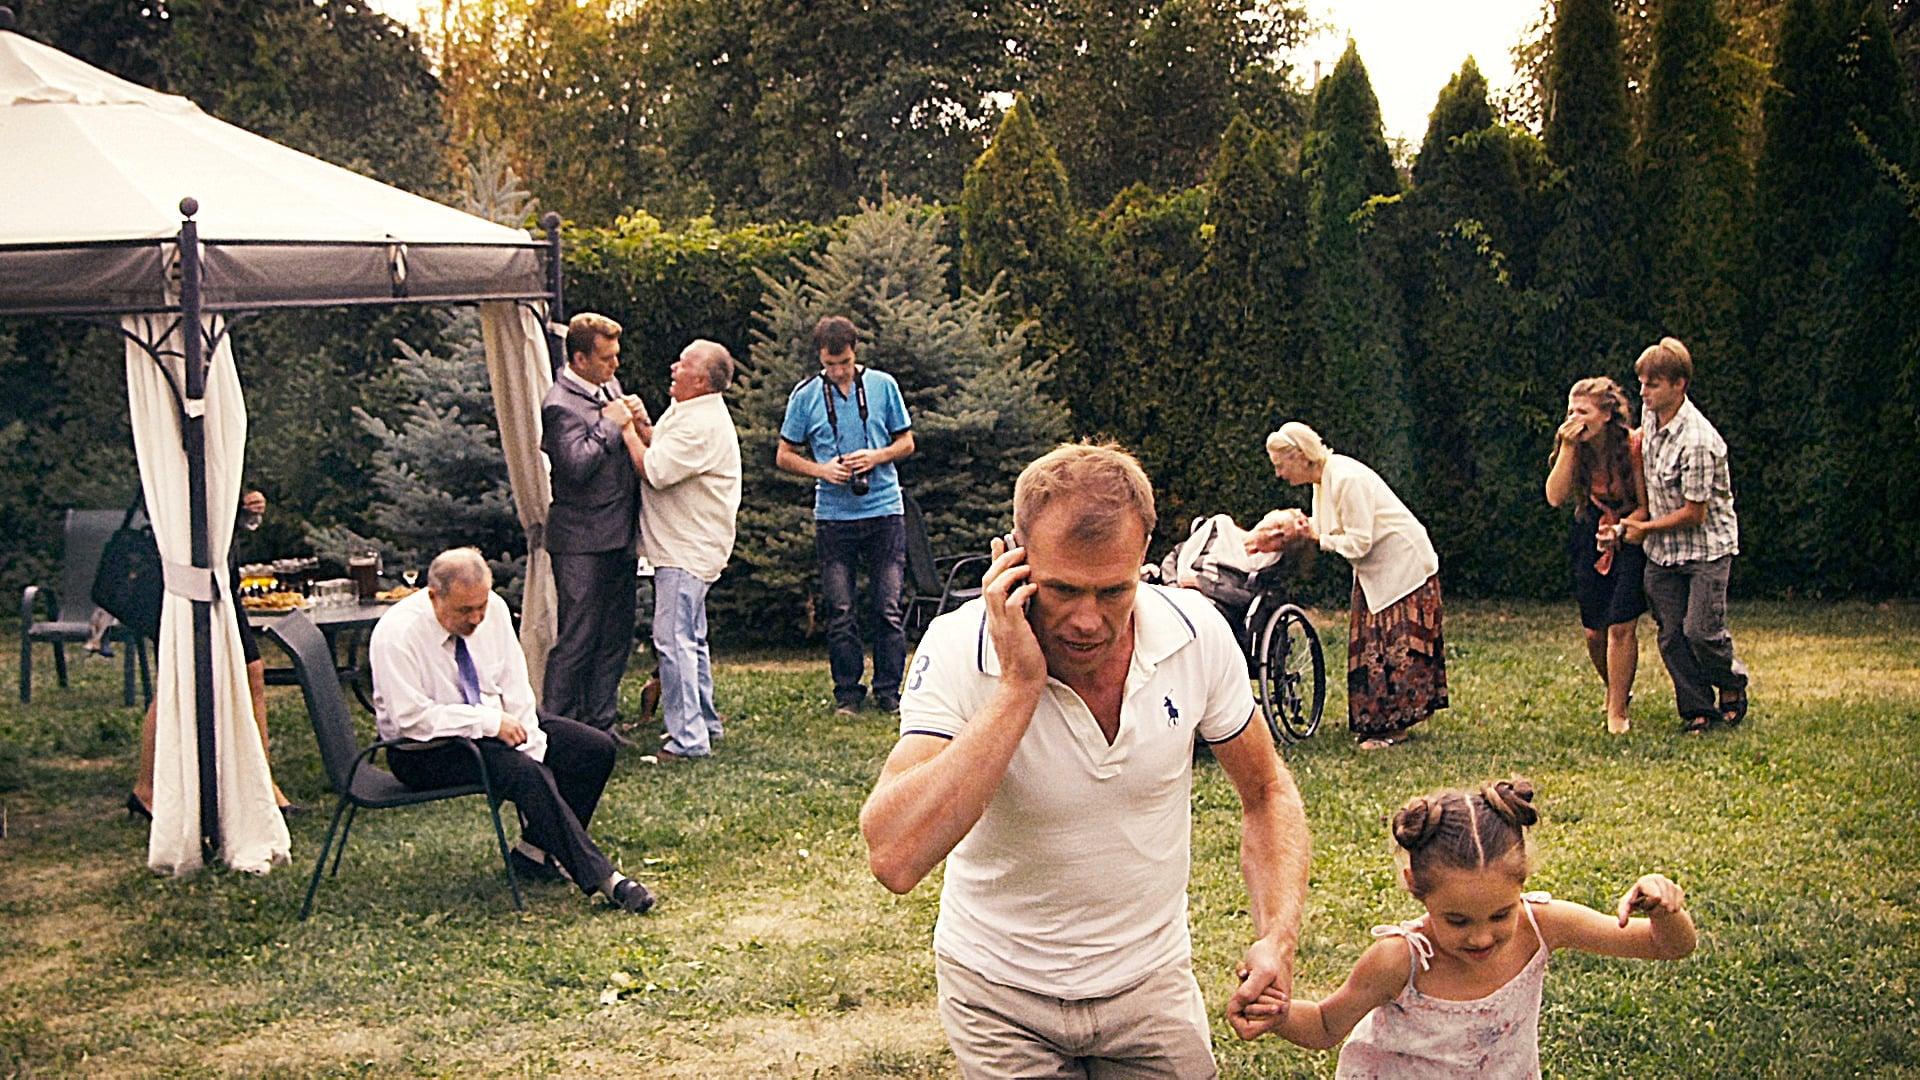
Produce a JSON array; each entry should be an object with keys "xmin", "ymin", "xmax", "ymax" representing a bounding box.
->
[
  {"xmin": 177, "ymin": 198, "xmax": 221, "ymax": 862},
  {"xmin": 542, "ymin": 212, "xmax": 566, "ymax": 375}
]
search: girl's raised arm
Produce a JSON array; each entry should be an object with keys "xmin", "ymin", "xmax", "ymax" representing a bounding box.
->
[
  {"xmin": 1240, "ymin": 936, "xmax": 1408, "ymax": 1048},
  {"xmin": 1538, "ymin": 874, "xmax": 1697, "ymax": 961}
]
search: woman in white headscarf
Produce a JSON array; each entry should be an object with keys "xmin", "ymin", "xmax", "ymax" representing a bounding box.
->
[{"xmin": 1248, "ymin": 423, "xmax": 1446, "ymax": 749}]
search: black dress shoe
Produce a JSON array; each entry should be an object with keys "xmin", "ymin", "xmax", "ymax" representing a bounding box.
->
[
  {"xmin": 508, "ymin": 849, "xmax": 566, "ymax": 884},
  {"xmin": 609, "ymin": 877, "xmax": 656, "ymax": 914},
  {"xmin": 125, "ymin": 792, "xmax": 153, "ymax": 821},
  {"xmin": 278, "ymin": 802, "xmax": 307, "ymax": 818}
]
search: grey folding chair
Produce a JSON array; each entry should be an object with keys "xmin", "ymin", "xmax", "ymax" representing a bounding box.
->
[
  {"xmin": 263, "ymin": 610, "xmax": 523, "ymax": 920},
  {"xmin": 902, "ymin": 494, "xmax": 988, "ymax": 640},
  {"xmin": 19, "ymin": 509, "xmax": 151, "ymax": 706}
]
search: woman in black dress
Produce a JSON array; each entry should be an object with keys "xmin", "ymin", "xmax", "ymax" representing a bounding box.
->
[{"xmin": 1544, "ymin": 377, "xmax": 1647, "ymax": 735}]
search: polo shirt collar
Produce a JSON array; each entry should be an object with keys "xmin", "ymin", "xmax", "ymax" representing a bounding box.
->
[{"xmin": 974, "ymin": 584, "xmax": 1199, "ymax": 677}]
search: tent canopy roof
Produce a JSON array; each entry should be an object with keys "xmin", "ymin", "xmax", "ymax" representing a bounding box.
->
[{"xmin": 0, "ymin": 25, "xmax": 551, "ymax": 315}]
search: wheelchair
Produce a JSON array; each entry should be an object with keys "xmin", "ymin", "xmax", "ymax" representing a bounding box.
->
[{"xmin": 1146, "ymin": 519, "xmax": 1326, "ymax": 747}]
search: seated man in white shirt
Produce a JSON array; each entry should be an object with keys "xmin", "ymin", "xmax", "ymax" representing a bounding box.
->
[
  {"xmin": 859, "ymin": 443, "xmax": 1311, "ymax": 1077},
  {"xmin": 369, "ymin": 546, "xmax": 654, "ymax": 914}
]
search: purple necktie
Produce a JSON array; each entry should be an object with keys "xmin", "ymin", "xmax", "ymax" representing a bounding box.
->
[{"xmin": 453, "ymin": 635, "xmax": 482, "ymax": 706}]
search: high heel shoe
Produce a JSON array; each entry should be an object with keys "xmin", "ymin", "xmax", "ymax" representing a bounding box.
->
[{"xmin": 125, "ymin": 792, "xmax": 153, "ymax": 821}]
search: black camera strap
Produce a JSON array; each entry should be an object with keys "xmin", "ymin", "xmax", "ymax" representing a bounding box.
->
[{"xmin": 820, "ymin": 366, "xmax": 870, "ymax": 453}]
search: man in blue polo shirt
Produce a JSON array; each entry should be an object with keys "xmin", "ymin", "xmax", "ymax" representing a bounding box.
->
[{"xmin": 776, "ymin": 316, "xmax": 916, "ymax": 714}]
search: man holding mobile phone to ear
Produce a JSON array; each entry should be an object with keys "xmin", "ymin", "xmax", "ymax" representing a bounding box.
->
[{"xmin": 859, "ymin": 442, "xmax": 1311, "ymax": 1076}]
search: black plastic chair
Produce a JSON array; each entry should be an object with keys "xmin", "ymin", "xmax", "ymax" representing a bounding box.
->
[
  {"xmin": 19, "ymin": 509, "xmax": 151, "ymax": 706},
  {"xmin": 263, "ymin": 610, "xmax": 523, "ymax": 920},
  {"xmin": 902, "ymin": 494, "xmax": 989, "ymax": 640}
]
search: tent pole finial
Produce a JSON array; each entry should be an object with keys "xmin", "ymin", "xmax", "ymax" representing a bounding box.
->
[
  {"xmin": 0, "ymin": 9, "xmax": 16, "ymax": 33},
  {"xmin": 179, "ymin": 196, "xmax": 199, "ymax": 218}
]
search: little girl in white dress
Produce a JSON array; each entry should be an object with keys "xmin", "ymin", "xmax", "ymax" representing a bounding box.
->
[{"xmin": 1245, "ymin": 778, "xmax": 1697, "ymax": 1078}]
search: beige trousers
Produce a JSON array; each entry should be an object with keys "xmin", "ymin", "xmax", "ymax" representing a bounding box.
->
[{"xmin": 934, "ymin": 953, "xmax": 1218, "ymax": 1079}]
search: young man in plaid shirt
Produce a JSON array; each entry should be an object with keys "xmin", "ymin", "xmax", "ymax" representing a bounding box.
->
[{"xmin": 1620, "ymin": 337, "xmax": 1750, "ymax": 733}]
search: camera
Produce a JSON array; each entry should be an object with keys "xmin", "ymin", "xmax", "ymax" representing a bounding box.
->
[{"xmin": 850, "ymin": 471, "xmax": 871, "ymax": 496}]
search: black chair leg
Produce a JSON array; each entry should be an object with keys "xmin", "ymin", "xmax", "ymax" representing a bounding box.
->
[
  {"xmin": 485, "ymin": 796, "xmax": 525, "ymax": 912},
  {"xmin": 299, "ymin": 796, "xmax": 352, "ymax": 920},
  {"xmin": 330, "ymin": 804, "xmax": 359, "ymax": 878},
  {"xmin": 18, "ymin": 636, "xmax": 29, "ymax": 704},
  {"xmin": 52, "ymin": 641, "xmax": 67, "ymax": 689}
]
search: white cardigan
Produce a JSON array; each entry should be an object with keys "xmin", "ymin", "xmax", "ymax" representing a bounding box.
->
[{"xmin": 1311, "ymin": 454, "xmax": 1439, "ymax": 614}]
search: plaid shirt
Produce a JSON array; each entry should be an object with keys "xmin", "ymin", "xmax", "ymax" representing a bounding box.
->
[{"xmin": 1641, "ymin": 398, "xmax": 1739, "ymax": 565}]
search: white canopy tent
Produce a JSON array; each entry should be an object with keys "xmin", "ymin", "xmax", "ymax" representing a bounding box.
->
[{"xmin": 0, "ymin": 14, "xmax": 564, "ymax": 875}]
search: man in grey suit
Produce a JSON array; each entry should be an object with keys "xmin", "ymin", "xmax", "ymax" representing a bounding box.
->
[{"xmin": 541, "ymin": 312, "xmax": 649, "ymax": 732}]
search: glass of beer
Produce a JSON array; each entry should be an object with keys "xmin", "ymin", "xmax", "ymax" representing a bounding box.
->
[{"xmin": 348, "ymin": 552, "xmax": 379, "ymax": 602}]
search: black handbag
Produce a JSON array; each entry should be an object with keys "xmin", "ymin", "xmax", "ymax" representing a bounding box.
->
[{"xmin": 92, "ymin": 495, "xmax": 163, "ymax": 641}]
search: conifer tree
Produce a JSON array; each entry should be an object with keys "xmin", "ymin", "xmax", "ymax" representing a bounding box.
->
[
  {"xmin": 1535, "ymin": 0, "xmax": 1641, "ymax": 393},
  {"xmin": 1152, "ymin": 116, "xmax": 1313, "ymax": 533},
  {"xmin": 1392, "ymin": 64, "xmax": 1556, "ymax": 595},
  {"xmin": 1638, "ymin": 0, "xmax": 1750, "ymax": 409},
  {"xmin": 958, "ymin": 96, "xmax": 1090, "ymax": 432},
  {"xmin": 725, "ymin": 199, "xmax": 1070, "ymax": 634},
  {"xmin": 306, "ymin": 147, "xmax": 532, "ymax": 595},
  {"xmin": 1300, "ymin": 43, "xmax": 1412, "ymax": 486},
  {"xmin": 1412, "ymin": 59, "xmax": 1495, "ymax": 189},
  {"xmin": 1745, "ymin": 0, "xmax": 1914, "ymax": 592}
]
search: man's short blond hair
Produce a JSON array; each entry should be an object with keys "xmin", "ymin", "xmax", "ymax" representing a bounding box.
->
[
  {"xmin": 1634, "ymin": 336, "xmax": 1693, "ymax": 387},
  {"xmin": 566, "ymin": 312, "xmax": 622, "ymax": 364},
  {"xmin": 1013, "ymin": 442, "xmax": 1157, "ymax": 545}
]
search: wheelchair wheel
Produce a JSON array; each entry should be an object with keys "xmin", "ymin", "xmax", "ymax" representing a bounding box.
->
[{"xmin": 1257, "ymin": 603, "xmax": 1325, "ymax": 745}]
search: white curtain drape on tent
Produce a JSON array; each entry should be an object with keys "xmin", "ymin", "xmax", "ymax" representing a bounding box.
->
[
  {"xmin": 480, "ymin": 301, "xmax": 557, "ymax": 697},
  {"xmin": 125, "ymin": 314, "xmax": 290, "ymax": 875}
]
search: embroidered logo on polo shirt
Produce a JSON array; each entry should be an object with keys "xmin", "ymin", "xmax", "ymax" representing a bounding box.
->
[{"xmin": 1164, "ymin": 695, "xmax": 1180, "ymax": 727}]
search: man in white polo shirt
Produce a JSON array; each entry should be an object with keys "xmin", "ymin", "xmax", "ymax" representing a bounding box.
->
[
  {"xmin": 860, "ymin": 443, "xmax": 1311, "ymax": 1076},
  {"xmin": 636, "ymin": 339, "xmax": 742, "ymax": 762}
]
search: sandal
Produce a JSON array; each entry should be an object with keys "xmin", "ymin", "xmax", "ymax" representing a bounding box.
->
[
  {"xmin": 1718, "ymin": 687, "xmax": 1747, "ymax": 727},
  {"xmin": 1358, "ymin": 737, "xmax": 1397, "ymax": 751},
  {"xmin": 1680, "ymin": 713, "xmax": 1713, "ymax": 736}
]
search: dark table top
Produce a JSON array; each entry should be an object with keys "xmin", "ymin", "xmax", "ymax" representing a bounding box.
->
[{"xmin": 245, "ymin": 600, "xmax": 392, "ymax": 631}]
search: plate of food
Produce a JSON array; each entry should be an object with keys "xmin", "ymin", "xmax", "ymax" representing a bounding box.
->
[
  {"xmin": 242, "ymin": 591, "xmax": 308, "ymax": 613},
  {"xmin": 375, "ymin": 585, "xmax": 420, "ymax": 603}
]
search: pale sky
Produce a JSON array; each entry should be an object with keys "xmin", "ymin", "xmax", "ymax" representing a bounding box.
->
[
  {"xmin": 1299, "ymin": 0, "xmax": 1545, "ymax": 146},
  {"xmin": 365, "ymin": 0, "xmax": 1543, "ymax": 147}
]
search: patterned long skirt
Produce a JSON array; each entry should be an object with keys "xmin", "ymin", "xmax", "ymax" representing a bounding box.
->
[{"xmin": 1347, "ymin": 573, "xmax": 1448, "ymax": 741}]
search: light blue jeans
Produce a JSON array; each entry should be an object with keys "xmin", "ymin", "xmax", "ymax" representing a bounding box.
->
[{"xmin": 652, "ymin": 567, "xmax": 720, "ymax": 757}]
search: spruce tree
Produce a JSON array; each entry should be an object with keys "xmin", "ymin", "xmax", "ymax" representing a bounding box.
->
[
  {"xmin": 725, "ymin": 199, "xmax": 1070, "ymax": 635},
  {"xmin": 1300, "ymin": 42, "xmax": 1412, "ymax": 486},
  {"xmin": 306, "ymin": 147, "xmax": 533, "ymax": 596}
]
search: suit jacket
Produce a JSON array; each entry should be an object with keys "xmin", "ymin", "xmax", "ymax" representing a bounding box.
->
[{"xmin": 541, "ymin": 374, "xmax": 640, "ymax": 555}]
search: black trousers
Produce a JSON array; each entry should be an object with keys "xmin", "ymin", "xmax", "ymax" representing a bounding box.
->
[
  {"xmin": 546, "ymin": 549, "xmax": 638, "ymax": 728},
  {"xmin": 387, "ymin": 717, "xmax": 618, "ymax": 893}
]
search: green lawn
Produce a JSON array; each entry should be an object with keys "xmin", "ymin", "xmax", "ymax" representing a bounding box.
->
[{"xmin": 0, "ymin": 601, "xmax": 1916, "ymax": 1077}]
